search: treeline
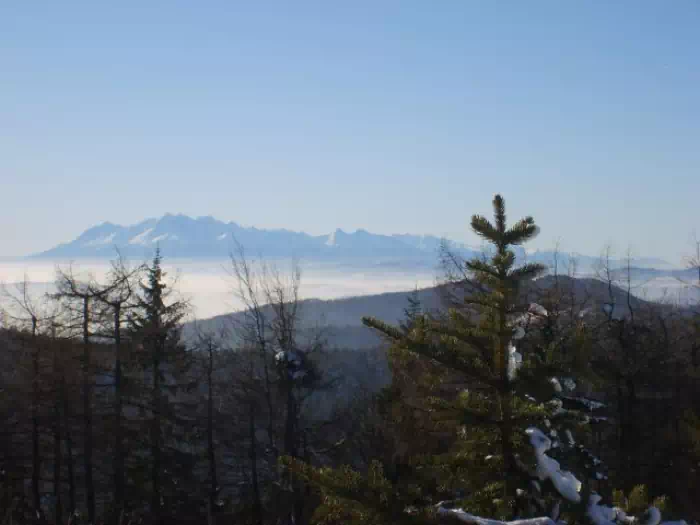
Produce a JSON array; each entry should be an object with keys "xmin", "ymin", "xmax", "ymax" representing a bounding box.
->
[
  {"xmin": 0, "ymin": 248, "xmax": 386, "ymax": 525},
  {"xmin": 0, "ymin": 215, "xmax": 699, "ymax": 524}
]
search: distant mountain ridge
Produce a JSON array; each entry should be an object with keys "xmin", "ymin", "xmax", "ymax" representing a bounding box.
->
[
  {"xmin": 32, "ymin": 213, "xmax": 674, "ymax": 271},
  {"xmin": 34, "ymin": 213, "xmax": 476, "ymax": 261}
]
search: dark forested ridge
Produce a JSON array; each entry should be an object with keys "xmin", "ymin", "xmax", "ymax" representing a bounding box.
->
[
  {"xmin": 186, "ymin": 273, "xmax": 684, "ymax": 342},
  {"xmin": 2, "ymin": 198, "xmax": 700, "ymax": 525}
]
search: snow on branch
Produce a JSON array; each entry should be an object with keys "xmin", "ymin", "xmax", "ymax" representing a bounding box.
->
[
  {"xmin": 508, "ymin": 303, "xmax": 548, "ymax": 381},
  {"xmin": 437, "ymin": 507, "xmax": 559, "ymax": 525},
  {"xmin": 526, "ymin": 427, "xmax": 581, "ymax": 503},
  {"xmin": 436, "ymin": 427, "xmax": 687, "ymax": 525},
  {"xmin": 585, "ymin": 494, "xmax": 687, "ymax": 525}
]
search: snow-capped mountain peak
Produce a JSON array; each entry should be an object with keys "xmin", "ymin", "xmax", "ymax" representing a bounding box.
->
[
  {"xmin": 128, "ymin": 228, "xmax": 155, "ymax": 245},
  {"xmin": 31, "ymin": 214, "xmax": 674, "ymax": 272}
]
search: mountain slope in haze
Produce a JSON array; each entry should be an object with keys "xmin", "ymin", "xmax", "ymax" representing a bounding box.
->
[
  {"xmin": 185, "ymin": 274, "xmax": 679, "ymax": 350},
  {"xmin": 32, "ymin": 214, "xmax": 673, "ymax": 271}
]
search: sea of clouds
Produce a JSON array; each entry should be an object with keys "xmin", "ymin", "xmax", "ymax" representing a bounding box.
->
[
  {"xmin": 0, "ymin": 258, "xmax": 438, "ymax": 320},
  {"xmin": 0, "ymin": 258, "xmax": 697, "ymax": 322}
]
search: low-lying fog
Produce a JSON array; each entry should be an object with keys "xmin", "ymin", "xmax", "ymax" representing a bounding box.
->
[
  {"xmin": 0, "ymin": 259, "xmax": 697, "ymax": 321},
  {"xmin": 0, "ymin": 259, "xmax": 440, "ymax": 320}
]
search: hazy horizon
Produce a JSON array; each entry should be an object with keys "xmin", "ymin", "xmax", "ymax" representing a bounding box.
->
[{"xmin": 1, "ymin": 257, "xmax": 696, "ymax": 321}]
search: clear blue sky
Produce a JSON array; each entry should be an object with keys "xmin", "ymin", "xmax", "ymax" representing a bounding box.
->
[{"xmin": 1, "ymin": 1, "xmax": 699, "ymax": 260}]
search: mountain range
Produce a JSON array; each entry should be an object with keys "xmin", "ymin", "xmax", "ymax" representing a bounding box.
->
[{"xmin": 33, "ymin": 213, "xmax": 675, "ymax": 271}]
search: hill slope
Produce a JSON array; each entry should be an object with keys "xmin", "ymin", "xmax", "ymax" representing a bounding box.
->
[{"xmin": 185, "ymin": 274, "xmax": 679, "ymax": 350}]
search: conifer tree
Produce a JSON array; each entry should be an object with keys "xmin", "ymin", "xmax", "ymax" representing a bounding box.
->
[
  {"xmin": 367, "ymin": 195, "xmax": 548, "ymax": 514},
  {"xmin": 128, "ymin": 249, "xmax": 194, "ymax": 524},
  {"xmin": 286, "ymin": 195, "xmax": 551, "ymax": 521},
  {"xmin": 285, "ymin": 195, "xmax": 686, "ymax": 525},
  {"xmin": 401, "ymin": 286, "xmax": 423, "ymax": 332}
]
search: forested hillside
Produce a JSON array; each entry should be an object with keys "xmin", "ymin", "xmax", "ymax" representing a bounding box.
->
[{"xmin": 1, "ymin": 197, "xmax": 699, "ymax": 525}]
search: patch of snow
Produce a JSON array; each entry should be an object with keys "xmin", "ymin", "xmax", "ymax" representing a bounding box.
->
[
  {"xmin": 128, "ymin": 228, "xmax": 154, "ymax": 245},
  {"xmin": 436, "ymin": 507, "xmax": 559, "ymax": 525},
  {"xmin": 583, "ymin": 494, "xmax": 682, "ymax": 525},
  {"xmin": 529, "ymin": 303, "xmax": 548, "ymax": 317},
  {"xmin": 526, "ymin": 427, "xmax": 582, "ymax": 503},
  {"xmin": 85, "ymin": 232, "xmax": 116, "ymax": 246},
  {"xmin": 217, "ymin": 233, "xmax": 227, "ymax": 240},
  {"xmin": 508, "ymin": 342, "xmax": 522, "ymax": 380},
  {"xmin": 565, "ymin": 430, "xmax": 575, "ymax": 446},
  {"xmin": 561, "ymin": 378, "xmax": 577, "ymax": 391},
  {"xmin": 325, "ymin": 231, "xmax": 337, "ymax": 247},
  {"xmin": 275, "ymin": 350, "xmax": 302, "ymax": 367},
  {"xmin": 150, "ymin": 234, "xmax": 170, "ymax": 244},
  {"xmin": 548, "ymin": 398, "xmax": 565, "ymax": 416}
]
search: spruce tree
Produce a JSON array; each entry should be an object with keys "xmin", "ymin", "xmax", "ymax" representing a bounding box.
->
[
  {"xmin": 285, "ymin": 195, "xmax": 685, "ymax": 525},
  {"xmin": 128, "ymin": 249, "xmax": 194, "ymax": 524},
  {"xmin": 286, "ymin": 195, "xmax": 550, "ymax": 521},
  {"xmin": 366, "ymin": 195, "xmax": 548, "ymax": 516}
]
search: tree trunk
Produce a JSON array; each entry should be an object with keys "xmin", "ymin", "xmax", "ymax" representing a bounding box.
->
[
  {"xmin": 284, "ymin": 385, "xmax": 297, "ymax": 459},
  {"xmin": 261, "ymin": 348, "xmax": 276, "ymax": 451},
  {"xmin": 53, "ymin": 339, "xmax": 63, "ymax": 525},
  {"xmin": 31, "ymin": 319, "xmax": 43, "ymax": 524},
  {"xmin": 249, "ymin": 403, "xmax": 263, "ymax": 525},
  {"xmin": 151, "ymin": 352, "xmax": 161, "ymax": 525},
  {"xmin": 283, "ymin": 384, "xmax": 301, "ymax": 525},
  {"xmin": 63, "ymin": 382, "xmax": 76, "ymax": 517},
  {"xmin": 616, "ymin": 377, "xmax": 628, "ymax": 490},
  {"xmin": 207, "ymin": 345, "xmax": 218, "ymax": 518},
  {"xmin": 500, "ymin": 388, "xmax": 515, "ymax": 511},
  {"xmin": 497, "ymin": 300, "xmax": 515, "ymax": 514},
  {"xmin": 113, "ymin": 306, "xmax": 125, "ymax": 525},
  {"xmin": 82, "ymin": 296, "xmax": 96, "ymax": 525}
]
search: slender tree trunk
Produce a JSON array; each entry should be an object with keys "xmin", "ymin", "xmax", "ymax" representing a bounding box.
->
[
  {"xmin": 296, "ymin": 432, "xmax": 312, "ymax": 525},
  {"xmin": 113, "ymin": 306, "xmax": 125, "ymax": 525},
  {"xmin": 616, "ymin": 377, "xmax": 627, "ymax": 490},
  {"xmin": 249, "ymin": 402, "xmax": 263, "ymax": 525},
  {"xmin": 626, "ymin": 378, "xmax": 638, "ymax": 484},
  {"xmin": 284, "ymin": 387, "xmax": 297, "ymax": 459},
  {"xmin": 82, "ymin": 297, "xmax": 95, "ymax": 525},
  {"xmin": 261, "ymin": 348, "xmax": 276, "ymax": 450},
  {"xmin": 151, "ymin": 351, "xmax": 161, "ymax": 525},
  {"xmin": 497, "ymin": 298, "xmax": 515, "ymax": 514},
  {"xmin": 283, "ymin": 383, "xmax": 302, "ymax": 525},
  {"xmin": 31, "ymin": 319, "xmax": 43, "ymax": 524},
  {"xmin": 500, "ymin": 388, "xmax": 515, "ymax": 511},
  {"xmin": 63, "ymin": 380, "xmax": 76, "ymax": 517},
  {"xmin": 53, "ymin": 338, "xmax": 63, "ymax": 525},
  {"xmin": 206, "ymin": 344, "xmax": 218, "ymax": 518}
]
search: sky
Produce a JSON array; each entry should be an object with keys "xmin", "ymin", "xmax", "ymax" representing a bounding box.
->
[{"xmin": 1, "ymin": 1, "xmax": 699, "ymax": 262}]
